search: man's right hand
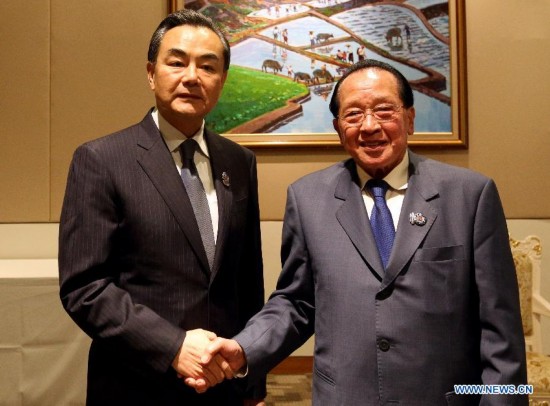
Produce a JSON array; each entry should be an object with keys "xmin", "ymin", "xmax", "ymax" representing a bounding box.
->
[
  {"xmin": 184, "ymin": 337, "xmax": 247, "ymax": 393},
  {"xmin": 171, "ymin": 329, "xmax": 234, "ymax": 388}
]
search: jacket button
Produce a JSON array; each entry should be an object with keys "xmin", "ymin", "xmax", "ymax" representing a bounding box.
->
[{"xmin": 378, "ymin": 339, "xmax": 390, "ymax": 352}]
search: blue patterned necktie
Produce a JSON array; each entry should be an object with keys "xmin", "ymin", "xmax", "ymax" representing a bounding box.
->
[
  {"xmin": 366, "ymin": 179, "xmax": 395, "ymax": 269},
  {"xmin": 180, "ymin": 139, "xmax": 215, "ymax": 271}
]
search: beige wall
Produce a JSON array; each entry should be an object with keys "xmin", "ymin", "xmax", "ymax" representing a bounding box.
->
[{"xmin": 0, "ymin": 1, "xmax": 549, "ymax": 222}]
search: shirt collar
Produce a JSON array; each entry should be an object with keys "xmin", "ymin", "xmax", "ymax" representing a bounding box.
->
[
  {"xmin": 356, "ymin": 150, "xmax": 410, "ymax": 191},
  {"xmin": 151, "ymin": 108, "xmax": 210, "ymax": 158}
]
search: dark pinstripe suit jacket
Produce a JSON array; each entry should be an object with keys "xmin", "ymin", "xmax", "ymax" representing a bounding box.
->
[{"xmin": 59, "ymin": 111, "xmax": 265, "ymax": 405}]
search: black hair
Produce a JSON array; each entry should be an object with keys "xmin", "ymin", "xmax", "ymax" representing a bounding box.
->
[
  {"xmin": 329, "ymin": 59, "xmax": 414, "ymax": 117},
  {"xmin": 147, "ymin": 9, "xmax": 230, "ymax": 71}
]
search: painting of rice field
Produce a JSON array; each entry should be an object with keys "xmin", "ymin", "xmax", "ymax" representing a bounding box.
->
[{"xmin": 174, "ymin": 0, "xmax": 467, "ymax": 147}]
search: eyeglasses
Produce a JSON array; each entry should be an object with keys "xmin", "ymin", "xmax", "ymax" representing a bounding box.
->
[{"xmin": 339, "ymin": 104, "xmax": 404, "ymax": 126}]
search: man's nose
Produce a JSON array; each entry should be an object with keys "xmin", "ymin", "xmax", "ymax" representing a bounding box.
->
[
  {"xmin": 181, "ymin": 64, "xmax": 199, "ymax": 84},
  {"xmin": 360, "ymin": 112, "xmax": 381, "ymax": 132}
]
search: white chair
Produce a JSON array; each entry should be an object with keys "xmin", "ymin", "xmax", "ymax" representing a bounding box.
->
[{"xmin": 510, "ymin": 235, "xmax": 550, "ymax": 404}]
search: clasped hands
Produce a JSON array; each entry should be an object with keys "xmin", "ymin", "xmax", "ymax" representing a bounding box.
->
[{"xmin": 171, "ymin": 328, "xmax": 246, "ymax": 393}]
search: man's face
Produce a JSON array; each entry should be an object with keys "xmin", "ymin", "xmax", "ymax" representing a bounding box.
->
[
  {"xmin": 333, "ymin": 68, "xmax": 415, "ymax": 179},
  {"xmin": 147, "ymin": 25, "xmax": 227, "ymax": 135}
]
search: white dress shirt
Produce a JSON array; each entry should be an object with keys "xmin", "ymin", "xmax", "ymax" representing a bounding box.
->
[
  {"xmin": 152, "ymin": 109, "xmax": 219, "ymax": 242},
  {"xmin": 356, "ymin": 151, "xmax": 410, "ymax": 231}
]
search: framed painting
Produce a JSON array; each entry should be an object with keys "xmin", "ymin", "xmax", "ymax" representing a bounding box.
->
[{"xmin": 169, "ymin": 0, "xmax": 467, "ymax": 148}]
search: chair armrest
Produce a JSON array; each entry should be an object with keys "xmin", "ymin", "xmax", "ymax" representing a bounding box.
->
[{"xmin": 533, "ymin": 293, "xmax": 550, "ymax": 318}]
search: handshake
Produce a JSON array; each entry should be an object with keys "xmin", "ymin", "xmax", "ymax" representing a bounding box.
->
[{"xmin": 171, "ymin": 328, "xmax": 246, "ymax": 393}]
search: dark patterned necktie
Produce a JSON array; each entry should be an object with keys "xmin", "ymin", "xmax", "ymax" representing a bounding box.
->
[
  {"xmin": 180, "ymin": 139, "xmax": 215, "ymax": 270},
  {"xmin": 366, "ymin": 179, "xmax": 395, "ymax": 269}
]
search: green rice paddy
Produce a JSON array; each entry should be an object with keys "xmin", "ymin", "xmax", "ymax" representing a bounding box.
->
[{"xmin": 206, "ymin": 65, "xmax": 308, "ymax": 134}]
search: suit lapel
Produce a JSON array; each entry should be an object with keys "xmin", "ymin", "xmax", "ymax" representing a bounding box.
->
[
  {"xmin": 380, "ymin": 152, "xmax": 439, "ymax": 291},
  {"xmin": 135, "ymin": 113, "xmax": 211, "ymax": 273},
  {"xmin": 335, "ymin": 160, "xmax": 385, "ymax": 280},
  {"xmin": 204, "ymin": 130, "xmax": 232, "ymax": 281}
]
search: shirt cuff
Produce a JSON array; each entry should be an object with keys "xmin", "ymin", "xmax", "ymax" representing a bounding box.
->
[{"xmin": 234, "ymin": 364, "xmax": 248, "ymax": 378}]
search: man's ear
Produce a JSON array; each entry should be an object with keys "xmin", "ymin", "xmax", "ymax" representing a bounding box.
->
[
  {"xmin": 146, "ymin": 62, "xmax": 155, "ymax": 90},
  {"xmin": 406, "ymin": 106, "xmax": 415, "ymax": 135},
  {"xmin": 333, "ymin": 118, "xmax": 344, "ymax": 144}
]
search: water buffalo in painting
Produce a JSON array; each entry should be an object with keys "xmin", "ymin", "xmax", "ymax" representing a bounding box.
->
[
  {"xmin": 316, "ymin": 33, "xmax": 334, "ymax": 43},
  {"xmin": 312, "ymin": 68, "xmax": 334, "ymax": 84},
  {"xmin": 385, "ymin": 27, "xmax": 403, "ymax": 49},
  {"xmin": 262, "ymin": 59, "xmax": 283, "ymax": 73},
  {"xmin": 294, "ymin": 72, "xmax": 312, "ymax": 84}
]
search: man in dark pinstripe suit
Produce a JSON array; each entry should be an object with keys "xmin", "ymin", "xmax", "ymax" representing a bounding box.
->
[{"xmin": 58, "ymin": 9, "xmax": 266, "ymax": 406}]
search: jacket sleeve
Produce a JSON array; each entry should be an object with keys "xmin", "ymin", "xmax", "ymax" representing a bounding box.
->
[
  {"xmin": 474, "ymin": 179, "xmax": 528, "ymax": 405},
  {"xmin": 58, "ymin": 143, "xmax": 184, "ymax": 373},
  {"xmin": 235, "ymin": 183, "xmax": 316, "ymax": 386},
  {"xmin": 239, "ymin": 152, "xmax": 267, "ymax": 400}
]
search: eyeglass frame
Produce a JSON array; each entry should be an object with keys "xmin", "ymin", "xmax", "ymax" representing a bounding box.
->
[{"xmin": 337, "ymin": 103, "xmax": 405, "ymax": 127}]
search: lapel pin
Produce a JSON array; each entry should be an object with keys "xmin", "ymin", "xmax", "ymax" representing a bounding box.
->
[
  {"xmin": 222, "ymin": 172, "xmax": 230, "ymax": 187},
  {"xmin": 409, "ymin": 212, "xmax": 427, "ymax": 226}
]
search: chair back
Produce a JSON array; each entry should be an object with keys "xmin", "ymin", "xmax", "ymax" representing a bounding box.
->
[{"xmin": 510, "ymin": 235, "xmax": 543, "ymax": 353}]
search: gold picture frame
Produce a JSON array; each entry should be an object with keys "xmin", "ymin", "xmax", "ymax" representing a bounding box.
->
[{"xmin": 168, "ymin": 0, "xmax": 467, "ymax": 148}]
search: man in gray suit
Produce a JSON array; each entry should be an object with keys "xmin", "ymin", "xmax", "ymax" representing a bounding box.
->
[
  {"xmin": 58, "ymin": 9, "xmax": 265, "ymax": 406},
  {"xmin": 195, "ymin": 60, "xmax": 528, "ymax": 405}
]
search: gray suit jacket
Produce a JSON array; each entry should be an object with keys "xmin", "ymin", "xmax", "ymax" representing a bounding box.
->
[
  {"xmin": 59, "ymin": 111, "xmax": 265, "ymax": 405},
  {"xmin": 235, "ymin": 151, "xmax": 527, "ymax": 405}
]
